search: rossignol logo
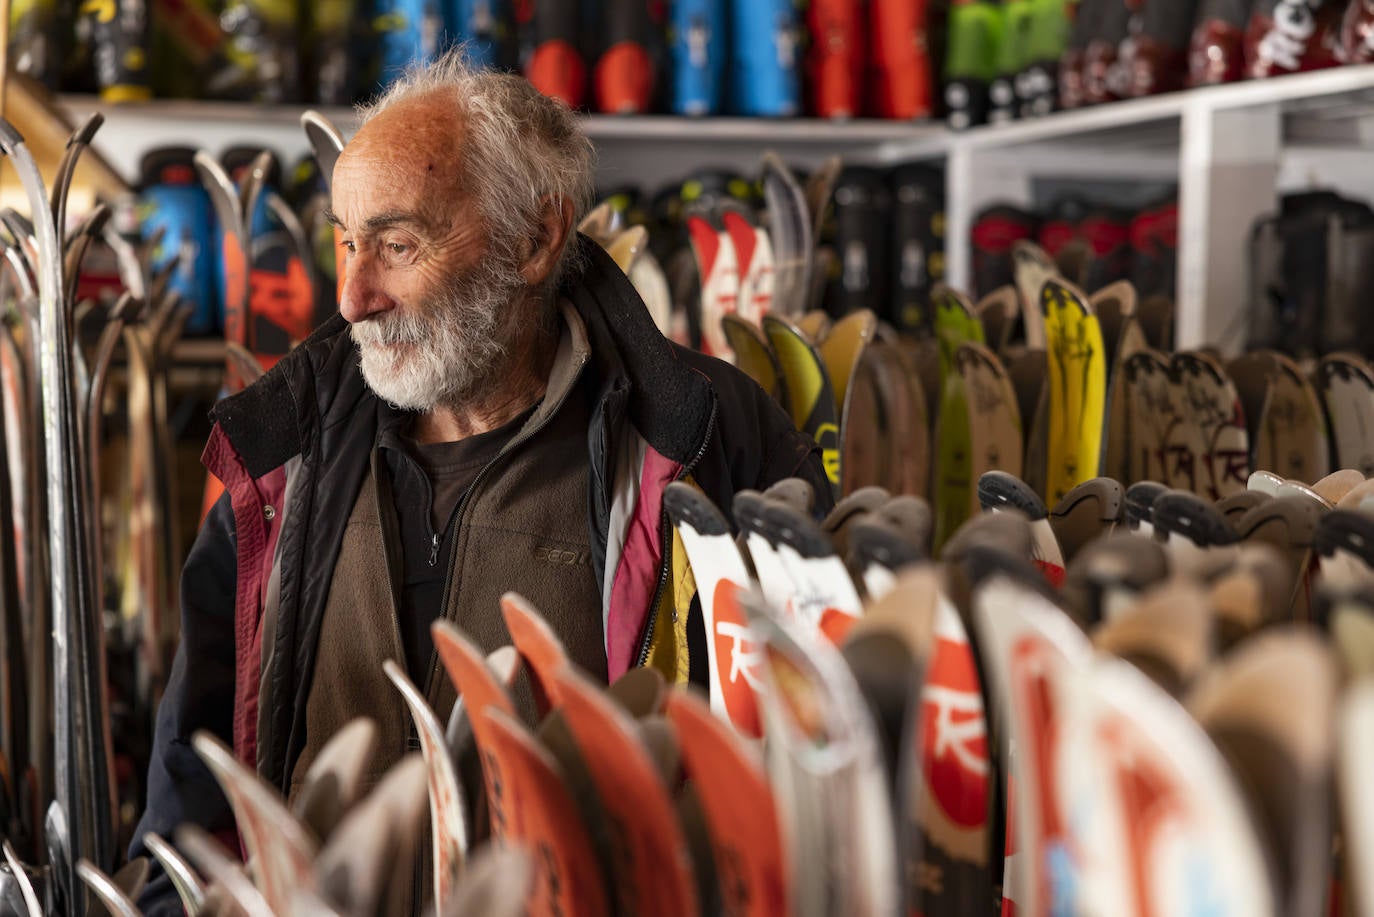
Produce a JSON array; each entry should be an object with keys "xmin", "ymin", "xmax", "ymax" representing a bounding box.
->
[
  {"xmin": 535, "ymin": 546, "xmax": 590, "ymax": 567},
  {"xmin": 1258, "ymin": 0, "xmax": 1317, "ymax": 71}
]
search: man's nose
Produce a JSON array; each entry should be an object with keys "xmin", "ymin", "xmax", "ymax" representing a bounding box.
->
[{"xmin": 338, "ymin": 252, "xmax": 394, "ymax": 324}]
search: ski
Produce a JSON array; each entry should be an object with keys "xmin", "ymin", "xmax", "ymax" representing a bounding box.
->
[
  {"xmin": 1167, "ymin": 350, "xmax": 1249, "ymax": 500},
  {"xmin": 142, "ymin": 832, "xmax": 205, "ymax": 916},
  {"xmin": 313, "ymin": 755, "xmax": 430, "ymax": 915},
  {"xmin": 967, "ymin": 549, "xmax": 1092, "ymax": 916},
  {"xmin": 174, "ymin": 825, "xmax": 273, "ymax": 917},
  {"xmin": 1047, "ymin": 477, "xmax": 1124, "ymax": 565},
  {"xmin": 1317, "ymin": 354, "xmax": 1374, "ymax": 478},
  {"xmin": 662, "ymin": 482, "xmax": 761, "ymax": 736},
  {"xmin": 665, "ymin": 688, "xmax": 788, "ymax": 915},
  {"xmin": 760, "ymin": 153, "xmax": 813, "ymax": 318},
  {"xmin": 191, "ymin": 731, "xmax": 317, "ymax": 914},
  {"xmin": 763, "ymin": 314, "xmax": 840, "ymax": 491},
  {"xmin": 738, "ymin": 588, "xmax": 897, "ymax": 916},
  {"xmin": 957, "ymin": 341, "xmax": 1024, "ymax": 494},
  {"xmin": 382, "ymin": 660, "xmax": 467, "ymax": 912},
  {"xmin": 0, "ymin": 114, "xmax": 116, "ymax": 907},
  {"xmin": 1057, "ymin": 652, "xmax": 1275, "ymax": 916},
  {"xmin": 476, "ymin": 706, "xmax": 610, "ymax": 917},
  {"xmin": 1092, "ymin": 579, "xmax": 1212, "ymax": 697},
  {"xmin": 1187, "ymin": 631, "xmax": 1337, "ymax": 916},
  {"xmin": 932, "ymin": 285, "xmax": 986, "ymax": 550},
  {"xmin": 551, "ymin": 663, "xmax": 698, "ymax": 917},
  {"xmin": 1041, "ymin": 278, "xmax": 1107, "ymax": 504}
]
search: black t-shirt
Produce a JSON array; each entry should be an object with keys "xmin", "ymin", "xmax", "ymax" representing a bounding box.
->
[{"xmin": 379, "ymin": 403, "xmax": 538, "ymax": 681}]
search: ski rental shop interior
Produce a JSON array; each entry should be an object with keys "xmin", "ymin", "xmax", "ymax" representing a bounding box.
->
[{"xmin": 4, "ymin": 0, "xmax": 1374, "ymax": 915}]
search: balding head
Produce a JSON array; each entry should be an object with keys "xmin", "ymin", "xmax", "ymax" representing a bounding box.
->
[{"xmin": 354, "ymin": 51, "xmax": 596, "ymax": 287}]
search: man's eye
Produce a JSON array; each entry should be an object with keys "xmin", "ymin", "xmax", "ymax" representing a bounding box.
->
[
  {"xmin": 342, "ymin": 240, "xmax": 356, "ymax": 254},
  {"xmin": 388, "ymin": 242, "xmax": 408, "ymax": 254}
]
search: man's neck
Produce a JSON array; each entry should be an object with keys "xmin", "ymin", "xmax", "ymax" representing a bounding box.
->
[{"xmin": 411, "ymin": 316, "xmax": 558, "ymax": 445}]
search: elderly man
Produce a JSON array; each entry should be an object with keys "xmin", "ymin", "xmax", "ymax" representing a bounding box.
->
[{"xmin": 130, "ymin": 51, "xmax": 829, "ymax": 912}]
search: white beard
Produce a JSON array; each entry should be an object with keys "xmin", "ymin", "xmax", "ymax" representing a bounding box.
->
[{"xmin": 350, "ymin": 259, "xmax": 522, "ymax": 412}]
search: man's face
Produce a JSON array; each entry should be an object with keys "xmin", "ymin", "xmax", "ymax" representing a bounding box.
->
[{"xmin": 329, "ymin": 98, "xmax": 524, "ymax": 411}]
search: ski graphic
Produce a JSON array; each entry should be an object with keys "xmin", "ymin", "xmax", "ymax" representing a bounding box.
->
[
  {"xmin": 970, "ymin": 562, "xmax": 1092, "ymax": 917},
  {"xmin": 662, "ymin": 482, "xmax": 762, "ymax": 736},
  {"xmin": 1317, "ymin": 353, "xmax": 1374, "ymax": 477},
  {"xmin": 1166, "ymin": 351, "xmax": 1249, "ymax": 500},
  {"xmin": 763, "ymin": 315, "xmax": 840, "ymax": 490},
  {"xmin": 1056, "ymin": 654, "xmax": 1275, "ymax": 917},
  {"xmin": 686, "ymin": 209, "xmax": 740, "ymax": 360}
]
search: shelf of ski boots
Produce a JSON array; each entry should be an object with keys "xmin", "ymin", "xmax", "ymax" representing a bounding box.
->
[{"xmin": 28, "ymin": 0, "xmax": 937, "ymax": 116}]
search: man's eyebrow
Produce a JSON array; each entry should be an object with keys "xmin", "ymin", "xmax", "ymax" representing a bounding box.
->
[
  {"xmin": 364, "ymin": 211, "xmax": 428, "ymax": 231},
  {"xmin": 321, "ymin": 209, "xmax": 429, "ymax": 232}
]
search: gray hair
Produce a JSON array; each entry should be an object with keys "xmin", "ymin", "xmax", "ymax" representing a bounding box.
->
[{"xmin": 357, "ymin": 49, "xmax": 597, "ymax": 289}]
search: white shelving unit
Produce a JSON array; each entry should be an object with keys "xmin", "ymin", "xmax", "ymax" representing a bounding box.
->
[{"xmin": 59, "ymin": 64, "xmax": 1374, "ymax": 353}]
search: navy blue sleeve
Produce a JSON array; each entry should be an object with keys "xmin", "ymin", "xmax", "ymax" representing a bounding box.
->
[{"xmin": 128, "ymin": 490, "xmax": 238, "ymax": 914}]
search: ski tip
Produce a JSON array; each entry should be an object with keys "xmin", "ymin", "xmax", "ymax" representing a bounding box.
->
[
  {"xmin": 977, "ymin": 469, "xmax": 1047, "ymax": 520},
  {"xmin": 1123, "ymin": 480, "xmax": 1168, "ymax": 528},
  {"xmin": 1314, "ymin": 509, "xmax": 1374, "ymax": 566},
  {"xmin": 731, "ymin": 489, "xmax": 771, "ymax": 538},
  {"xmin": 1152, "ymin": 490, "xmax": 1237, "ymax": 548},
  {"xmin": 759, "ymin": 499, "xmax": 831, "ymax": 559},
  {"xmin": 955, "ymin": 540, "xmax": 1058, "ymax": 600},
  {"xmin": 847, "ymin": 515, "xmax": 924, "ymax": 572},
  {"xmin": 663, "ymin": 481, "xmax": 731, "ymax": 537},
  {"xmin": 1039, "ymin": 277, "xmax": 1090, "ymax": 318},
  {"xmin": 68, "ymin": 112, "xmax": 105, "ymax": 149},
  {"xmin": 0, "ymin": 118, "xmax": 24, "ymax": 155},
  {"xmin": 1051, "ymin": 477, "xmax": 1125, "ymax": 523},
  {"xmin": 762, "ymin": 477, "xmax": 816, "ymax": 515}
]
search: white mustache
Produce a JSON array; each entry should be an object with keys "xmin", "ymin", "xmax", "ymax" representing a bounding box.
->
[{"xmin": 351, "ymin": 312, "xmax": 428, "ymax": 347}]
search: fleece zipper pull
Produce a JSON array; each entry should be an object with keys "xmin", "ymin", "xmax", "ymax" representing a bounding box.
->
[{"xmin": 428, "ymin": 532, "xmax": 442, "ymax": 567}]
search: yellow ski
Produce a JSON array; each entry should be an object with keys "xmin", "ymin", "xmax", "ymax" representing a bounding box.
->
[{"xmin": 1041, "ymin": 279, "xmax": 1107, "ymax": 503}]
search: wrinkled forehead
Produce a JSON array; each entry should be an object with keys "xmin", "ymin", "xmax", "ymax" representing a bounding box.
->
[{"xmin": 333, "ymin": 98, "xmax": 472, "ymax": 217}]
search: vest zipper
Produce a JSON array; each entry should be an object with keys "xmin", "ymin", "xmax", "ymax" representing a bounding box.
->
[
  {"xmin": 420, "ymin": 351, "xmax": 589, "ymax": 704},
  {"xmin": 635, "ymin": 396, "xmax": 718, "ymax": 668},
  {"xmin": 427, "ymin": 532, "xmax": 441, "ymax": 567}
]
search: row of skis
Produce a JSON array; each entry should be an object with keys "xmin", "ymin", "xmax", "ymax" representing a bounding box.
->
[
  {"xmin": 33, "ymin": 465, "xmax": 1374, "ymax": 916},
  {"xmin": 0, "ymin": 107, "xmax": 356, "ymax": 911},
  {"xmin": 597, "ymin": 156, "xmax": 1374, "ymax": 559}
]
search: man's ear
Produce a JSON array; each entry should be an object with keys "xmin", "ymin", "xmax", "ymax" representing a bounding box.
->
[{"xmin": 520, "ymin": 195, "xmax": 576, "ymax": 287}]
